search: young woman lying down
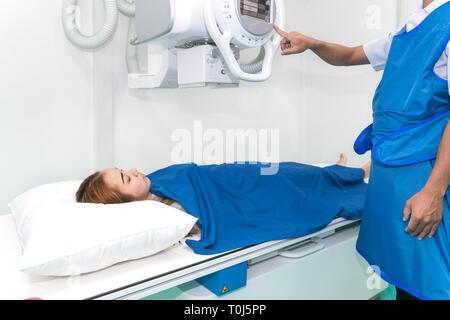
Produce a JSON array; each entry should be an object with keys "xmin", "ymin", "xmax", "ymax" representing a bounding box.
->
[{"xmin": 76, "ymin": 154, "xmax": 371, "ymax": 255}]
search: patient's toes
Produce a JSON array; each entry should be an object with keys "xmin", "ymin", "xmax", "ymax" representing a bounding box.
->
[{"xmin": 337, "ymin": 153, "xmax": 348, "ymax": 166}]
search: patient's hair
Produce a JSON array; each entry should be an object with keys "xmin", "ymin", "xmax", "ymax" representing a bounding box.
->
[{"xmin": 76, "ymin": 171, "xmax": 132, "ymax": 204}]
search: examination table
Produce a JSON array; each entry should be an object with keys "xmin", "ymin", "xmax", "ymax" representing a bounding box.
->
[
  {"xmin": 0, "ymin": 213, "xmax": 387, "ymax": 300},
  {"xmin": 0, "ymin": 162, "xmax": 387, "ymax": 300}
]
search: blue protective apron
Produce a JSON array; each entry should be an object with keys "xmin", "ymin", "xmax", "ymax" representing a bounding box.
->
[{"xmin": 354, "ymin": 2, "xmax": 450, "ymax": 299}]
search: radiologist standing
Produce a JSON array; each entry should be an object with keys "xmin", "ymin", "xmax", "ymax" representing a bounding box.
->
[{"xmin": 275, "ymin": 0, "xmax": 450, "ymax": 300}]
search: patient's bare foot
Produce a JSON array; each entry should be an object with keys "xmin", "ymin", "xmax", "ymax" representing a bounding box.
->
[
  {"xmin": 336, "ymin": 153, "xmax": 348, "ymax": 166},
  {"xmin": 361, "ymin": 161, "xmax": 371, "ymax": 179}
]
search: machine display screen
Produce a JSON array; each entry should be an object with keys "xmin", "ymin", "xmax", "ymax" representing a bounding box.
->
[{"xmin": 240, "ymin": 0, "xmax": 271, "ymax": 22}]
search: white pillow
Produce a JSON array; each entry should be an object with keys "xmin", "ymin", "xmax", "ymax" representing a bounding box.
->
[{"xmin": 8, "ymin": 180, "xmax": 198, "ymax": 277}]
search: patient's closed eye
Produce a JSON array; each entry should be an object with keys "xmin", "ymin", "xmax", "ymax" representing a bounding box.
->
[{"xmin": 121, "ymin": 170, "xmax": 131, "ymax": 184}]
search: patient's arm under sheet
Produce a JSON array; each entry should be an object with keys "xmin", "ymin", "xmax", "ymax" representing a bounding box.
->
[{"xmin": 147, "ymin": 162, "xmax": 367, "ymax": 255}]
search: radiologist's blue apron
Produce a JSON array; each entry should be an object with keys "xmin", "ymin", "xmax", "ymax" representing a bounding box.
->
[{"xmin": 354, "ymin": 2, "xmax": 450, "ymax": 299}]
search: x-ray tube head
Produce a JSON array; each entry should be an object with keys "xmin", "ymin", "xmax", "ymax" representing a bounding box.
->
[
  {"xmin": 134, "ymin": 0, "xmax": 281, "ymax": 48},
  {"xmin": 132, "ymin": 0, "xmax": 286, "ymax": 85}
]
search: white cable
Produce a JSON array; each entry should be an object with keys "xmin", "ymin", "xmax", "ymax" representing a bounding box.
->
[
  {"xmin": 240, "ymin": 47, "xmax": 265, "ymax": 74},
  {"xmin": 117, "ymin": 0, "xmax": 136, "ymax": 17},
  {"xmin": 126, "ymin": 18, "xmax": 145, "ymax": 73},
  {"xmin": 62, "ymin": 0, "xmax": 118, "ymax": 50}
]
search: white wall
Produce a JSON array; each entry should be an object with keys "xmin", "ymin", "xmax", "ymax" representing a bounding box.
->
[
  {"xmin": 0, "ymin": 0, "xmax": 95, "ymax": 214},
  {"xmin": 0, "ymin": 0, "xmax": 421, "ymax": 214},
  {"xmin": 297, "ymin": 0, "xmax": 399, "ymax": 166},
  {"xmin": 398, "ymin": 0, "xmax": 422, "ymax": 24}
]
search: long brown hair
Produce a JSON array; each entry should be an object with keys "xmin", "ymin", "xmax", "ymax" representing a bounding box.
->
[{"xmin": 76, "ymin": 171, "xmax": 133, "ymax": 204}]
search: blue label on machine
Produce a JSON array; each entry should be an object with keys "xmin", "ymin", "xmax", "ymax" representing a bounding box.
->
[{"xmin": 196, "ymin": 262, "xmax": 248, "ymax": 296}]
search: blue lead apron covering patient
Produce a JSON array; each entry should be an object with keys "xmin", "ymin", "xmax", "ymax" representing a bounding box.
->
[
  {"xmin": 354, "ymin": 2, "xmax": 450, "ymax": 300},
  {"xmin": 148, "ymin": 162, "xmax": 367, "ymax": 255}
]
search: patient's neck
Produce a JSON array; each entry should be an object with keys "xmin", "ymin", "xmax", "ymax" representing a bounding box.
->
[{"xmin": 423, "ymin": 0, "xmax": 434, "ymax": 8}]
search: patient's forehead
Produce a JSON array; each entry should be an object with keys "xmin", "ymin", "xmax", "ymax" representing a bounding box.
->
[
  {"xmin": 102, "ymin": 168, "xmax": 121, "ymax": 186},
  {"xmin": 102, "ymin": 168, "xmax": 118, "ymax": 176}
]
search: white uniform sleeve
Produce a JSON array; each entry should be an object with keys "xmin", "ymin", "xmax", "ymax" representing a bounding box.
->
[
  {"xmin": 363, "ymin": 37, "xmax": 391, "ymax": 71},
  {"xmin": 362, "ymin": 28, "xmax": 402, "ymax": 72}
]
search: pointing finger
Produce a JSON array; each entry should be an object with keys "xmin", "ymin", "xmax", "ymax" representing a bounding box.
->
[{"xmin": 273, "ymin": 24, "xmax": 289, "ymax": 38}]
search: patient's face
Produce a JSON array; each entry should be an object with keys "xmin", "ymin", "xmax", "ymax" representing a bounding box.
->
[{"xmin": 102, "ymin": 168, "xmax": 151, "ymax": 201}]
